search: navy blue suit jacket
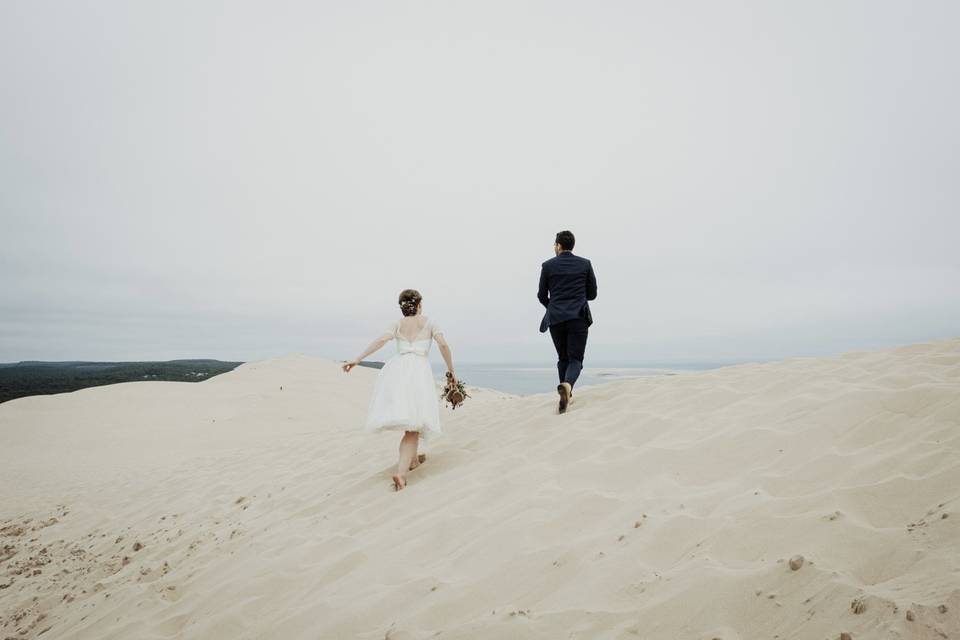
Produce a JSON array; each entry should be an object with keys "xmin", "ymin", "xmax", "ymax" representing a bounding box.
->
[{"xmin": 538, "ymin": 252, "xmax": 597, "ymax": 333}]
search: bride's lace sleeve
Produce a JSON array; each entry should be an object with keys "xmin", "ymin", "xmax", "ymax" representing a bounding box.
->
[
  {"xmin": 430, "ymin": 320, "xmax": 447, "ymax": 345},
  {"xmin": 381, "ymin": 321, "xmax": 398, "ymax": 340}
]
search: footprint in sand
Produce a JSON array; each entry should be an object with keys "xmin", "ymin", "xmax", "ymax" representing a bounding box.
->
[{"xmin": 850, "ymin": 597, "xmax": 866, "ymax": 614}]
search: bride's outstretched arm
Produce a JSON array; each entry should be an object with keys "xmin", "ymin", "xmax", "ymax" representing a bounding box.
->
[{"xmin": 342, "ymin": 335, "xmax": 390, "ymax": 373}]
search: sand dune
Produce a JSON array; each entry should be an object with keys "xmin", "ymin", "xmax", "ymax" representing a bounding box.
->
[{"xmin": 1, "ymin": 340, "xmax": 959, "ymax": 639}]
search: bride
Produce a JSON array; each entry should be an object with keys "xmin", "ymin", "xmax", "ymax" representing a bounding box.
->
[{"xmin": 341, "ymin": 289, "xmax": 456, "ymax": 491}]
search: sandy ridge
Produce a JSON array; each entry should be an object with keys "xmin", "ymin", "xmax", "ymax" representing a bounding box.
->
[{"xmin": 1, "ymin": 341, "xmax": 958, "ymax": 639}]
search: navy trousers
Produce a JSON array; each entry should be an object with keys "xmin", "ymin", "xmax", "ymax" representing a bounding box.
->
[{"xmin": 549, "ymin": 317, "xmax": 589, "ymax": 388}]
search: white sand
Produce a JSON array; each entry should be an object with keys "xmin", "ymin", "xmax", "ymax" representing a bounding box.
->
[{"xmin": 1, "ymin": 340, "xmax": 959, "ymax": 639}]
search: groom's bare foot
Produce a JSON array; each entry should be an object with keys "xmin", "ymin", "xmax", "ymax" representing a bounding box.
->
[
  {"xmin": 392, "ymin": 474, "xmax": 407, "ymax": 491},
  {"xmin": 409, "ymin": 453, "xmax": 427, "ymax": 471},
  {"xmin": 558, "ymin": 383, "xmax": 571, "ymax": 414}
]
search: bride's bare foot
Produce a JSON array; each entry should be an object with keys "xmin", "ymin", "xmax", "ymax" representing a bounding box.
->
[
  {"xmin": 409, "ymin": 453, "xmax": 426, "ymax": 471},
  {"xmin": 392, "ymin": 474, "xmax": 407, "ymax": 491}
]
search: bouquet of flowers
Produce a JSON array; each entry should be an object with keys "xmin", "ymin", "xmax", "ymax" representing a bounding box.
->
[{"xmin": 441, "ymin": 371, "xmax": 470, "ymax": 410}]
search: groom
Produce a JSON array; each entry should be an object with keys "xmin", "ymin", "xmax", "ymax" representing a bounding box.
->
[{"xmin": 538, "ymin": 230, "xmax": 598, "ymax": 414}]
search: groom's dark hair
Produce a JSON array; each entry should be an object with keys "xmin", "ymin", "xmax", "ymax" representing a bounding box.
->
[{"xmin": 555, "ymin": 230, "xmax": 575, "ymax": 251}]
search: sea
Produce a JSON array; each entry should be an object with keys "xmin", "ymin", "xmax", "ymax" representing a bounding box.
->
[{"xmin": 429, "ymin": 362, "xmax": 729, "ymax": 396}]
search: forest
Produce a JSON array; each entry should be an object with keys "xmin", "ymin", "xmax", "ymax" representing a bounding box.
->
[{"xmin": 0, "ymin": 360, "xmax": 243, "ymax": 404}]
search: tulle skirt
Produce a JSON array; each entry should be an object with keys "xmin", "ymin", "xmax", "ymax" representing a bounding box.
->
[{"xmin": 365, "ymin": 353, "xmax": 442, "ymax": 441}]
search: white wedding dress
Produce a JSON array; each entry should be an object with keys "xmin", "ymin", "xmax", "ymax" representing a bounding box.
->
[{"xmin": 365, "ymin": 316, "xmax": 443, "ymax": 441}]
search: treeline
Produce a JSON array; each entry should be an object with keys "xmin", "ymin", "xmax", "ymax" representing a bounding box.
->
[{"xmin": 0, "ymin": 360, "xmax": 243, "ymax": 404}]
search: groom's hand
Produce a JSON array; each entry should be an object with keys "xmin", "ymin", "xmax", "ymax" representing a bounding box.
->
[{"xmin": 342, "ymin": 360, "xmax": 359, "ymax": 373}]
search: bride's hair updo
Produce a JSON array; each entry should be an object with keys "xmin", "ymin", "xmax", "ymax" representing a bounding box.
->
[{"xmin": 398, "ymin": 289, "xmax": 422, "ymax": 316}]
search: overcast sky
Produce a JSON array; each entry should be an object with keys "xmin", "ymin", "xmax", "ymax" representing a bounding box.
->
[{"xmin": 2, "ymin": 1, "xmax": 958, "ymax": 365}]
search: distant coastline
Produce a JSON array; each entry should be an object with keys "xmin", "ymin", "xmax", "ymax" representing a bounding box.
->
[
  {"xmin": 0, "ymin": 358, "xmax": 726, "ymax": 404},
  {"xmin": 435, "ymin": 362, "xmax": 729, "ymax": 396}
]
